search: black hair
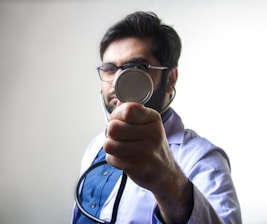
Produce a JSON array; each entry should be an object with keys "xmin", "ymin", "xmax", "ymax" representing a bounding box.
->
[{"xmin": 100, "ymin": 11, "xmax": 182, "ymax": 69}]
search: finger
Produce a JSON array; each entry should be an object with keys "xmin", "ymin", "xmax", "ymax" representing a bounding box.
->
[
  {"xmin": 110, "ymin": 102, "xmax": 160, "ymax": 124},
  {"xmin": 107, "ymin": 118, "xmax": 154, "ymax": 141},
  {"xmin": 105, "ymin": 153, "xmax": 135, "ymax": 171},
  {"xmin": 104, "ymin": 138, "xmax": 139, "ymax": 158}
]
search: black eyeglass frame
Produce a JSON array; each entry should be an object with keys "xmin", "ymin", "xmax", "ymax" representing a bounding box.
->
[{"xmin": 97, "ymin": 63, "xmax": 168, "ymax": 82}]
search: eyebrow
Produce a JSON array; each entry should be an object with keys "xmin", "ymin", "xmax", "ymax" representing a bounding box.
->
[
  {"xmin": 103, "ymin": 57, "xmax": 150, "ymax": 66},
  {"xmin": 126, "ymin": 57, "xmax": 150, "ymax": 64}
]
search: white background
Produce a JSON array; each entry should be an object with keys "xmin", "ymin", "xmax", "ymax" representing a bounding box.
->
[{"xmin": 0, "ymin": 0, "xmax": 266, "ymax": 223}]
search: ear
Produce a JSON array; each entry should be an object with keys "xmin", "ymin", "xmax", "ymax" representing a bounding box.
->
[{"xmin": 166, "ymin": 68, "xmax": 178, "ymax": 93}]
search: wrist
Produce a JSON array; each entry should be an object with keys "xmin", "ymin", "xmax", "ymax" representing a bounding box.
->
[{"xmin": 155, "ymin": 180, "xmax": 194, "ymax": 224}]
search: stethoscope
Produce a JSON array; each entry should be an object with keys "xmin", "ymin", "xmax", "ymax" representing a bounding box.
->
[{"xmin": 74, "ymin": 68, "xmax": 176, "ymax": 223}]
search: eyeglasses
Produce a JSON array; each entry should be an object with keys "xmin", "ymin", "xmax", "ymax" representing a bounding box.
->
[{"xmin": 97, "ymin": 63, "xmax": 168, "ymax": 82}]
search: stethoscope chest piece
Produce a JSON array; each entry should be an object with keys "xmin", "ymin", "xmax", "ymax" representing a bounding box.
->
[{"xmin": 114, "ymin": 68, "xmax": 153, "ymax": 104}]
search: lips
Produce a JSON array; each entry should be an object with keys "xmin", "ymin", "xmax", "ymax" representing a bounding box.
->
[
  {"xmin": 108, "ymin": 93, "xmax": 118, "ymax": 103},
  {"xmin": 106, "ymin": 91, "xmax": 123, "ymax": 109},
  {"xmin": 108, "ymin": 94, "xmax": 116, "ymax": 100}
]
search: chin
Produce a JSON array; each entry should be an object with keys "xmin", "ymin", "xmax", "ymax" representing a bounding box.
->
[{"xmin": 105, "ymin": 104, "xmax": 116, "ymax": 114}]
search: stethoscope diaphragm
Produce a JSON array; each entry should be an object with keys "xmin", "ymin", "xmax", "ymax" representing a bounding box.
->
[{"xmin": 114, "ymin": 68, "xmax": 153, "ymax": 104}]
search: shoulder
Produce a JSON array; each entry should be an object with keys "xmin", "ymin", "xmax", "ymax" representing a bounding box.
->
[
  {"xmin": 80, "ymin": 131, "xmax": 106, "ymax": 174},
  {"xmin": 176, "ymin": 129, "xmax": 230, "ymax": 175},
  {"xmin": 183, "ymin": 129, "xmax": 229, "ymax": 161}
]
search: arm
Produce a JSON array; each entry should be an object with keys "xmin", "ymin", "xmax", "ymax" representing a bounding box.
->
[
  {"xmin": 153, "ymin": 138, "xmax": 241, "ymax": 224},
  {"xmin": 153, "ymin": 185, "xmax": 225, "ymax": 224}
]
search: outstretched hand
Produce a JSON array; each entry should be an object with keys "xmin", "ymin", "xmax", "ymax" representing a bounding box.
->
[{"xmin": 104, "ymin": 102, "xmax": 177, "ymax": 191}]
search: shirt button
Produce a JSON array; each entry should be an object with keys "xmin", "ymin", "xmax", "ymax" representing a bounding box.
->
[
  {"xmin": 91, "ymin": 202, "xmax": 96, "ymax": 208},
  {"xmin": 102, "ymin": 170, "xmax": 108, "ymax": 176}
]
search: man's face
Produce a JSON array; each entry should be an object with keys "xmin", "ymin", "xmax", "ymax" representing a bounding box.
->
[{"xmin": 101, "ymin": 37, "xmax": 168, "ymax": 114}]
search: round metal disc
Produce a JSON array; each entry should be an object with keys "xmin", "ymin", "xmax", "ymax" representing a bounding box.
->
[{"xmin": 114, "ymin": 68, "xmax": 153, "ymax": 104}]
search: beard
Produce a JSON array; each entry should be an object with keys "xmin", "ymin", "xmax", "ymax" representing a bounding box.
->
[
  {"xmin": 104, "ymin": 94, "xmax": 116, "ymax": 114},
  {"xmin": 103, "ymin": 75, "xmax": 168, "ymax": 114},
  {"xmin": 144, "ymin": 81, "xmax": 167, "ymax": 113}
]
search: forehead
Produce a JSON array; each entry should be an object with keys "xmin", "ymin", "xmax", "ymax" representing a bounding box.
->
[{"xmin": 102, "ymin": 37, "xmax": 157, "ymax": 64}]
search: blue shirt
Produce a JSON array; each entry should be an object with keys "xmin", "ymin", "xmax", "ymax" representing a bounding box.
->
[{"xmin": 72, "ymin": 108, "xmax": 242, "ymax": 223}]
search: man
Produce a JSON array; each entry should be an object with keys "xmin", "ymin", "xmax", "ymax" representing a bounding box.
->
[{"xmin": 72, "ymin": 11, "xmax": 242, "ymax": 223}]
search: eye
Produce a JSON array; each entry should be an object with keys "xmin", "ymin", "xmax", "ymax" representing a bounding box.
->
[
  {"xmin": 123, "ymin": 63, "xmax": 147, "ymax": 71},
  {"xmin": 102, "ymin": 64, "xmax": 117, "ymax": 73}
]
